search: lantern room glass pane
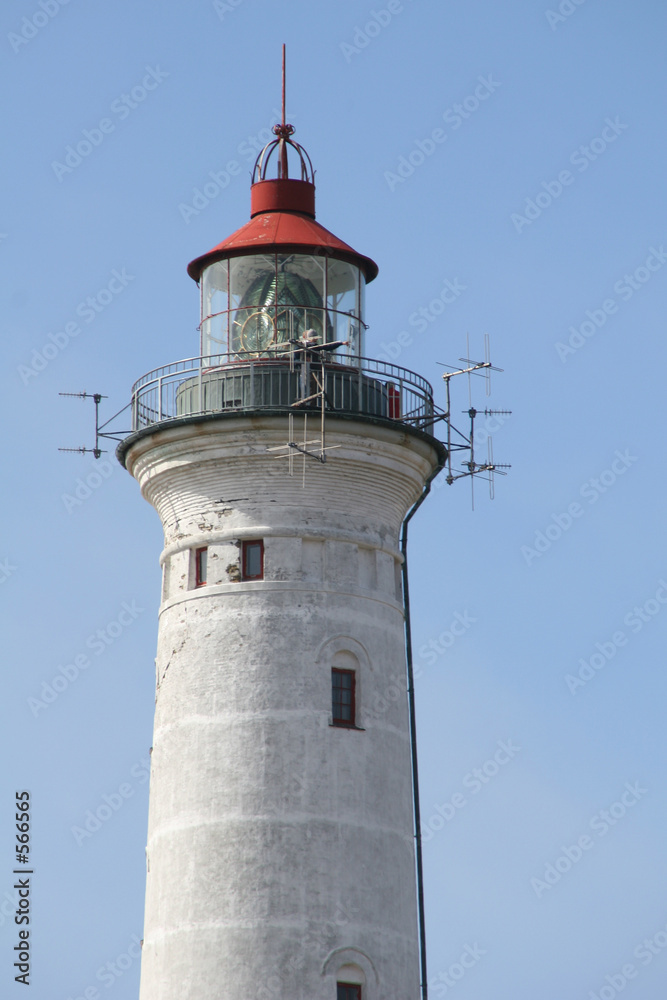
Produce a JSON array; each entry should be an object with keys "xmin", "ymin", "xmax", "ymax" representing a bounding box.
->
[
  {"xmin": 326, "ymin": 259, "xmax": 357, "ymax": 313},
  {"xmin": 326, "ymin": 259, "xmax": 364, "ymax": 360},
  {"xmin": 201, "ymin": 260, "xmax": 229, "ymax": 357},
  {"xmin": 358, "ymin": 271, "xmax": 365, "ymax": 355}
]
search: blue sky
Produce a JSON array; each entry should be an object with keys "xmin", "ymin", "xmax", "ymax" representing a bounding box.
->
[{"xmin": 2, "ymin": 1, "xmax": 667, "ymax": 998}]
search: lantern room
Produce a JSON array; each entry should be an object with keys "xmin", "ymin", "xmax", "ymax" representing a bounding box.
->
[
  {"xmin": 187, "ymin": 122, "xmax": 377, "ymax": 367},
  {"xmin": 198, "ymin": 252, "xmax": 366, "ymax": 362}
]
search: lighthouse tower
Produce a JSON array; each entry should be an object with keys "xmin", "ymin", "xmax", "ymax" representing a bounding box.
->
[{"xmin": 118, "ymin": 98, "xmax": 444, "ymax": 1000}]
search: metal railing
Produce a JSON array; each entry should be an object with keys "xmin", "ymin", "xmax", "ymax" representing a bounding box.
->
[{"xmin": 129, "ymin": 351, "xmax": 436, "ymax": 433}]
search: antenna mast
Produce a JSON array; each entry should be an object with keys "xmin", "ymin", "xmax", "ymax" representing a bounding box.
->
[
  {"xmin": 282, "ymin": 42, "xmax": 286, "ymax": 129},
  {"xmin": 58, "ymin": 392, "xmax": 107, "ymax": 458},
  {"xmin": 59, "ymin": 391, "xmax": 131, "ymax": 457},
  {"xmin": 438, "ymin": 335, "xmax": 511, "ymax": 507},
  {"xmin": 280, "ymin": 43, "xmax": 288, "ymax": 178}
]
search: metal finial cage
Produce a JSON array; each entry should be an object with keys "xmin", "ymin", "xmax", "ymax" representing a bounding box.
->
[{"xmin": 252, "ymin": 126, "xmax": 315, "ymax": 184}]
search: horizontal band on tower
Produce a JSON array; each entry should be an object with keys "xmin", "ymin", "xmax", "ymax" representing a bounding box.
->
[{"xmin": 158, "ymin": 580, "xmax": 405, "ymax": 617}]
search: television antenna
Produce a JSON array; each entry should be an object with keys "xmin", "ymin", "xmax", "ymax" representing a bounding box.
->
[
  {"xmin": 437, "ymin": 335, "xmax": 511, "ymax": 508},
  {"xmin": 268, "ymin": 334, "xmax": 343, "ymax": 486},
  {"xmin": 58, "ymin": 391, "xmax": 131, "ymax": 457}
]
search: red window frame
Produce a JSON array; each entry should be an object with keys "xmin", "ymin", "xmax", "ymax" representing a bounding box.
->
[
  {"xmin": 332, "ymin": 668, "xmax": 356, "ymax": 727},
  {"xmin": 242, "ymin": 539, "xmax": 264, "ymax": 580},
  {"xmin": 195, "ymin": 547, "xmax": 207, "ymax": 587},
  {"xmin": 337, "ymin": 985, "xmax": 361, "ymax": 1000}
]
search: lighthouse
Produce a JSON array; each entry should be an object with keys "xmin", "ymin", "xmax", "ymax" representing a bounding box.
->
[{"xmin": 117, "ymin": 85, "xmax": 445, "ymax": 1000}]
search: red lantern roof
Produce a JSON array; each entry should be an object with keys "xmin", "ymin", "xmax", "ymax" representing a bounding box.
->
[{"xmin": 187, "ymin": 122, "xmax": 378, "ymax": 284}]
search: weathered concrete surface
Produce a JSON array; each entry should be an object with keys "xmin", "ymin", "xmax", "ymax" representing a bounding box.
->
[{"xmin": 125, "ymin": 415, "xmax": 440, "ymax": 1000}]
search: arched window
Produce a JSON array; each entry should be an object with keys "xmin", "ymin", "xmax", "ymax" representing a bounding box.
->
[
  {"xmin": 323, "ymin": 949, "xmax": 376, "ymax": 1000},
  {"xmin": 316, "ymin": 639, "xmax": 370, "ymax": 731}
]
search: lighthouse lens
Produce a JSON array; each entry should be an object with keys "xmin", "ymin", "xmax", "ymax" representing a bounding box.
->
[
  {"xmin": 202, "ymin": 254, "xmax": 365, "ymax": 362},
  {"xmin": 229, "ymin": 254, "xmax": 329, "ymax": 356}
]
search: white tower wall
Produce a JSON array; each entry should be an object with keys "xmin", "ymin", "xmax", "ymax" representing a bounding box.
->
[{"xmin": 125, "ymin": 415, "xmax": 440, "ymax": 1000}]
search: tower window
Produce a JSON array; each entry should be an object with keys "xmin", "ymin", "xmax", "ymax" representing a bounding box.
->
[
  {"xmin": 332, "ymin": 668, "xmax": 355, "ymax": 727},
  {"xmin": 242, "ymin": 539, "xmax": 264, "ymax": 580},
  {"xmin": 195, "ymin": 547, "xmax": 208, "ymax": 587},
  {"xmin": 337, "ymin": 986, "xmax": 361, "ymax": 1000}
]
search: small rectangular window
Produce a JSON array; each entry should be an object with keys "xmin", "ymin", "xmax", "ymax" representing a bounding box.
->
[
  {"xmin": 332, "ymin": 668, "xmax": 355, "ymax": 727},
  {"xmin": 242, "ymin": 540, "xmax": 264, "ymax": 580},
  {"xmin": 195, "ymin": 547, "xmax": 208, "ymax": 587},
  {"xmin": 337, "ymin": 985, "xmax": 361, "ymax": 1000}
]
